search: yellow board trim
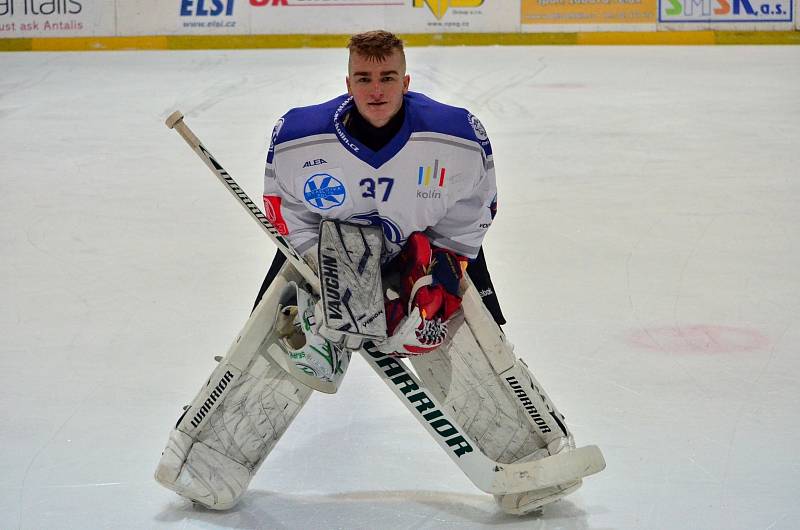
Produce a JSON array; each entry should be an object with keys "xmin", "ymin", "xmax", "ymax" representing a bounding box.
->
[
  {"xmin": 30, "ymin": 36, "xmax": 168, "ymax": 51},
  {"xmin": 578, "ymin": 31, "xmax": 717, "ymax": 45},
  {"xmin": 1, "ymin": 31, "xmax": 798, "ymax": 52}
]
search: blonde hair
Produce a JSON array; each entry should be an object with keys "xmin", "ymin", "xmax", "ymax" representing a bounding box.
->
[{"xmin": 347, "ymin": 30, "xmax": 405, "ymax": 68}]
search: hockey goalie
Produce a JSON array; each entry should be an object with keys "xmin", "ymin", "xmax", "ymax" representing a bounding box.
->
[{"xmin": 155, "ymin": 28, "xmax": 605, "ymax": 516}]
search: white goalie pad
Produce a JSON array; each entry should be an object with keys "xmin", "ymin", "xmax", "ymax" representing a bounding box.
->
[
  {"xmin": 396, "ymin": 277, "xmax": 605, "ymax": 502},
  {"xmin": 154, "ymin": 265, "xmax": 316, "ymax": 509}
]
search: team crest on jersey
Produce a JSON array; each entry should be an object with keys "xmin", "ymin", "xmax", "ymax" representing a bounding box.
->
[
  {"xmin": 348, "ymin": 210, "xmax": 404, "ymax": 259},
  {"xmin": 467, "ymin": 113, "xmax": 488, "ymax": 141},
  {"xmin": 304, "ymin": 173, "xmax": 346, "ymax": 210}
]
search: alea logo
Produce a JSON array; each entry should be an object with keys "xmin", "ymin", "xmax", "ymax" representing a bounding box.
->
[
  {"xmin": 413, "ymin": 0, "xmax": 483, "ymax": 19},
  {"xmin": 180, "ymin": 0, "xmax": 234, "ymax": 16},
  {"xmin": 304, "ymin": 173, "xmax": 346, "ymax": 210}
]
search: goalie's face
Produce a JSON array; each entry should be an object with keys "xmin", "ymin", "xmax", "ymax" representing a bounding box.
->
[{"xmin": 346, "ymin": 50, "xmax": 410, "ymax": 128}]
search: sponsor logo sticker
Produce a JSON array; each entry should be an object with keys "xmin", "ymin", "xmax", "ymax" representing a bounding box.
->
[
  {"xmin": 659, "ymin": 0, "xmax": 791, "ymax": 22},
  {"xmin": 263, "ymin": 194, "xmax": 289, "ymax": 235},
  {"xmin": 179, "ymin": 0, "xmax": 237, "ymax": 29},
  {"xmin": 417, "ymin": 160, "xmax": 446, "ymax": 200},
  {"xmin": 303, "ymin": 158, "xmax": 327, "ymax": 168},
  {"xmin": 413, "ymin": 0, "xmax": 483, "ymax": 19},
  {"xmin": 304, "ymin": 173, "xmax": 346, "ymax": 210}
]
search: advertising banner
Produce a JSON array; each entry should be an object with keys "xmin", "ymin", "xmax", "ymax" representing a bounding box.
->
[
  {"xmin": 247, "ymin": 0, "xmax": 519, "ymax": 34},
  {"xmin": 658, "ymin": 0, "xmax": 793, "ymax": 23},
  {"xmin": 117, "ymin": 0, "xmax": 520, "ymax": 36},
  {"xmin": 521, "ymin": 0, "xmax": 657, "ymax": 25},
  {"xmin": 173, "ymin": 0, "xmax": 251, "ymax": 34},
  {"xmin": 0, "ymin": 0, "xmax": 115, "ymax": 37},
  {"xmin": 2, "ymin": 0, "xmax": 796, "ymax": 40}
]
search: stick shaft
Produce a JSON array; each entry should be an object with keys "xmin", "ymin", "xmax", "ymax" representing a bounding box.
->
[{"xmin": 166, "ymin": 111, "xmax": 319, "ymax": 290}]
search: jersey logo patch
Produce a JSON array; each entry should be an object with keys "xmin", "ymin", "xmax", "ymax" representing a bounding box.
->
[
  {"xmin": 418, "ymin": 161, "xmax": 447, "ymax": 188},
  {"xmin": 348, "ymin": 210, "xmax": 404, "ymax": 260},
  {"xmin": 263, "ymin": 194, "xmax": 289, "ymax": 235},
  {"xmin": 270, "ymin": 118, "xmax": 285, "ymax": 151},
  {"xmin": 304, "ymin": 173, "xmax": 346, "ymax": 210},
  {"xmin": 468, "ymin": 113, "xmax": 488, "ymax": 141},
  {"xmin": 303, "ymin": 158, "xmax": 328, "ymax": 168},
  {"xmin": 417, "ymin": 161, "xmax": 446, "ymax": 200}
]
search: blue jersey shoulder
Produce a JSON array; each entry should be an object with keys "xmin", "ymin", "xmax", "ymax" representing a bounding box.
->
[
  {"xmin": 405, "ymin": 92, "xmax": 493, "ymax": 156},
  {"xmin": 272, "ymin": 94, "xmax": 349, "ymax": 145}
]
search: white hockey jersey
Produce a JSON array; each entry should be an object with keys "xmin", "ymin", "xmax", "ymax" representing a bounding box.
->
[{"xmin": 263, "ymin": 92, "xmax": 497, "ymax": 261}]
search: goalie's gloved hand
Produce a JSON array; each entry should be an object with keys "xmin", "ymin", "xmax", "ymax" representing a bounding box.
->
[
  {"xmin": 377, "ymin": 284, "xmax": 450, "ymax": 357},
  {"xmin": 377, "ymin": 232, "xmax": 465, "ymax": 358}
]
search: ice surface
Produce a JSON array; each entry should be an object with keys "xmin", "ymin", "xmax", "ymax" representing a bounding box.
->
[{"xmin": 1, "ymin": 45, "xmax": 798, "ymax": 529}]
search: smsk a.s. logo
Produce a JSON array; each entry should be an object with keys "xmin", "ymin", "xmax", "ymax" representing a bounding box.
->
[
  {"xmin": 413, "ymin": 0, "xmax": 483, "ymax": 20},
  {"xmin": 304, "ymin": 173, "xmax": 346, "ymax": 210}
]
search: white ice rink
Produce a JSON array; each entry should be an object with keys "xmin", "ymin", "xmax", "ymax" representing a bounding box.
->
[{"xmin": 1, "ymin": 44, "xmax": 799, "ymax": 529}]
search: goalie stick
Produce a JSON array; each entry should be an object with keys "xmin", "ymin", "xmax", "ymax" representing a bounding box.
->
[{"xmin": 164, "ymin": 110, "xmax": 605, "ymax": 495}]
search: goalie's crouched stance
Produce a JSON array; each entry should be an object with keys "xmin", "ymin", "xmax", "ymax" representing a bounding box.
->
[
  {"xmin": 155, "ymin": 228, "xmax": 599, "ymax": 515},
  {"xmin": 154, "ymin": 265, "xmax": 348, "ymax": 509}
]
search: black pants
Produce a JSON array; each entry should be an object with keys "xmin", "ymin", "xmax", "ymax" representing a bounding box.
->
[{"xmin": 253, "ymin": 247, "xmax": 506, "ymax": 326}]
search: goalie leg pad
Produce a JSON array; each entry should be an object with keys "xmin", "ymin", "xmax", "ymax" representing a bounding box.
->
[
  {"xmin": 408, "ymin": 290, "xmax": 598, "ymax": 507},
  {"xmin": 156, "ymin": 430, "xmax": 251, "ymax": 510},
  {"xmin": 155, "ymin": 265, "xmax": 314, "ymax": 509},
  {"xmin": 499, "ymin": 359, "xmax": 574, "ymax": 455},
  {"xmin": 155, "ymin": 351, "xmax": 312, "ymax": 509},
  {"xmin": 409, "ymin": 311, "xmax": 549, "ymax": 465}
]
